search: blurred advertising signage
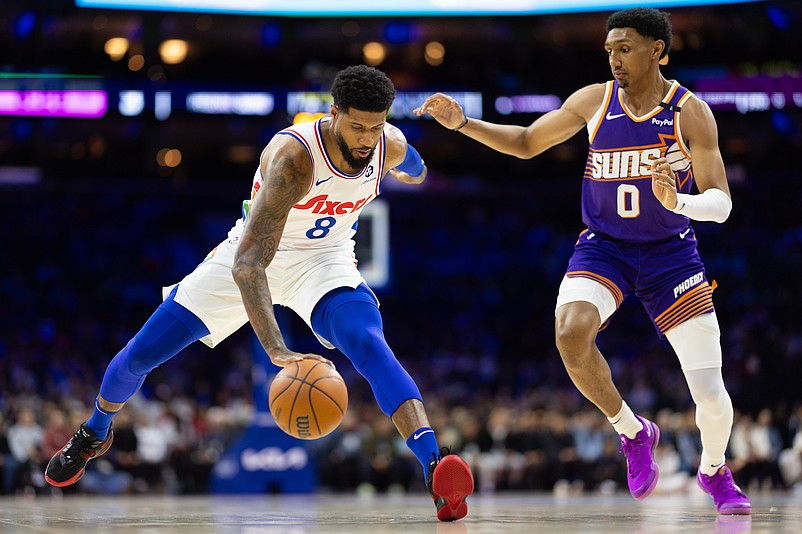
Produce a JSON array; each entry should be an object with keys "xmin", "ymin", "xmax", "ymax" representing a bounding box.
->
[
  {"xmin": 0, "ymin": 90, "xmax": 107, "ymax": 118},
  {"xmin": 695, "ymin": 76, "xmax": 802, "ymax": 114},
  {"xmin": 186, "ymin": 92, "xmax": 274, "ymax": 115},
  {"xmin": 75, "ymin": 0, "xmax": 762, "ymax": 16},
  {"xmin": 495, "ymin": 94, "xmax": 562, "ymax": 115},
  {"xmin": 287, "ymin": 91, "xmax": 482, "ymax": 120}
]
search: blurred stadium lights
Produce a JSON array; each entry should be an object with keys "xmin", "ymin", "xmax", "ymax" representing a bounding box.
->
[
  {"xmin": 423, "ymin": 42, "xmax": 444, "ymax": 67},
  {"xmin": 159, "ymin": 39, "xmax": 188, "ymax": 64},
  {"xmin": 104, "ymin": 37, "xmax": 130, "ymax": 61},
  {"xmin": 362, "ymin": 42, "xmax": 386, "ymax": 67}
]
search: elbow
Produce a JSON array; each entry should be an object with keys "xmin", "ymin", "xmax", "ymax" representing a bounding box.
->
[
  {"xmin": 231, "ymin": 256, "xmax": 254, "ymax": 286},
  {"xmin": 713, "ymin": 190, "xmax": 733, "ymax": 223}
]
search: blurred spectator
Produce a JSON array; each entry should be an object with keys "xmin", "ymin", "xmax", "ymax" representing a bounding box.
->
[
  {"xmin": 7, "ymin": 406, "xmax": 44, "ymax": 493},
  {"xmin": 730, "ymin": 410, "xmax": 784, "ymax": 491}
]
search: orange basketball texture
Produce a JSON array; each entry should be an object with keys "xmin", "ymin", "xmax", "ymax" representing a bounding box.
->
[{"xmin": 268, "ymin": 360, "xmax": 348, "ymax": 440}]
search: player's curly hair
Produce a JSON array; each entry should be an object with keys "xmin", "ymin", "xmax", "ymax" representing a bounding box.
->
[
  {"xmin": 331, "ymin": 65, "xmax": 396, "ymax": 114},
  {"xmin": 607, "ymin": 8, "xmax": 672, "ymax": 59}
]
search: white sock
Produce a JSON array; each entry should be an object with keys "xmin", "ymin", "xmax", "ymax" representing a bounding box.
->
[{"xmin": 607, "ymin": 401, "xmax": 643, "ymax": 439}]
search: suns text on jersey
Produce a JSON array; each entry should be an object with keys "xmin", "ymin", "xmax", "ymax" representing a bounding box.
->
[{"xmin": 590, "ymin": 147, "xmax": 663, "ymax": 179}]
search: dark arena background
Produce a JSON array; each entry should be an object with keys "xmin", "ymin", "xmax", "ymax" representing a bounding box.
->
[{"xmin": 1, "ymin": 1, "xmax": 801, "ymax": 532}]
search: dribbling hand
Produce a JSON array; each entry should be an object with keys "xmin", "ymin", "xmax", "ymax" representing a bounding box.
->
[
  {"xmin": 651, "ymin": 157, "xmax": 679, "ymax": 210},
  {"xmin": 270, "ymin": 348, "xmax": 334, "ymax": 368},
  {"xmin": 413, "ymin": 93, "xmax": 466, "ymax": 130}
]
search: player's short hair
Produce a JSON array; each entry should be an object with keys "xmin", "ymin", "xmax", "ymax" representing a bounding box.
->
[
  {"xmin": 331, "ymin": 65, "xmax": 396, "ymax": 114},
  {"xmin": 607, "ymin": 8, "xmax": 672, "ymax": 58}
]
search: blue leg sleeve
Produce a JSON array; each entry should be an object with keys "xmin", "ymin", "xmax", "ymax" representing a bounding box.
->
[
  {"xmin": 98, "ymin": 287, "xmax": 210, "ymax": 403},
  {"xmin": 311, "ymin": 284, "xmax": 423, "ymax": 416}
]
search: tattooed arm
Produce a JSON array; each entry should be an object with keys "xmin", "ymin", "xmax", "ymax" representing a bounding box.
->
[{"xmin": 232, "ymin": 136, "xmax": 332, "ymax": 367}]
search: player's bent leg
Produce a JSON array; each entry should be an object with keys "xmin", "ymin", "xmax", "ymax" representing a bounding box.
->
[
  {"xmin": 312, "ymin": 284, "xmax": 474, "ymax": 520},
  {"xmin": 555, "ymin": 278, "xmax": 660, "ymax": 500},
  {"xmin": 45, "ymin": 290, "xmax": 210, "ymax": 488}
]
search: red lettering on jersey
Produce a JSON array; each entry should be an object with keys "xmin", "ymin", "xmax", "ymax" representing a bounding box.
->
[
  {"xmin": 353, "ymin": 197, "xmax": 370, "ymax": 211},
  {"xmin": 335, "ymin": 202, "xmax": 354, "ymax": 214},
  {"xmin": 294, "ymin": 194, "xmax": 328, "ymax": 210},
  {"xmin": 293, "ymin": 194, "xmax": 373, "ymax": 214}
]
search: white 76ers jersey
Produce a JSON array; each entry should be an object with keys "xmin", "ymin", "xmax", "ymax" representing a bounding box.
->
[{"xmin": 242, "ymin": 117, "xmax": 386, "ymax": 252}]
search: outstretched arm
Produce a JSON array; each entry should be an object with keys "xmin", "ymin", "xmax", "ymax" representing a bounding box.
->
[
  {"xmin": 413, "ymin": 85, "xmax": 604, "ymax": 159},
  {"xmin": 232, "ymin": 136, "xmax": 333, "ymax": 367}
]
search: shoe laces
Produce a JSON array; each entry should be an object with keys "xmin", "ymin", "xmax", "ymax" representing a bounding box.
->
[
  {"xmin": 619, "ymin": 437, "xmax": 642, "ymax": 476},
  {"xmin": 710, "ymin": 468, "xmax": 746, "ymax": 499},
  {"xmin": 63, "ymin": 428, "xmax": 98, "ymax": 462}
]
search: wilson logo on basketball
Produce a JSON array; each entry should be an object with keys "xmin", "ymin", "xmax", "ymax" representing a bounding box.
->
[{"xmin": 295, "ymin": 415, "xmax": 311, "ymax": 438}]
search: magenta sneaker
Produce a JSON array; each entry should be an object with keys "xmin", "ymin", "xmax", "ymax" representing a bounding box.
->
[
  {"xmin": 697, "ymin": 465, "xmax": 752, "ymax": 515},
  {"xmin": 618, "ymin": 415, "xmax": 660, "ymax": 500}
]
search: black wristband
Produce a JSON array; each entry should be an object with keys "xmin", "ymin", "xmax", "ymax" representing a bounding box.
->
[{"xmin": 453, "ymin": 117, "xmax": 469, "ymax": 131}]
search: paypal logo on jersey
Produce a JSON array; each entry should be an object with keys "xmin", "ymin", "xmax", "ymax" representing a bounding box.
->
[{"xmin": 651, "ymin": 117, "xmax": 673, "ymax": 127}]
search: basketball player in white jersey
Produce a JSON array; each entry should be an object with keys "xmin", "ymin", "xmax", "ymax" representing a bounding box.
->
[{"xmin": 45, "ymin": 65, "xmax": 474, "ymax": 521}]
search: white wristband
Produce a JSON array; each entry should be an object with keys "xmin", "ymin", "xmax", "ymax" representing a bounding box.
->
[{"xmin": 671, "ymin": 188, "xmax": 732, "ymax": 223}]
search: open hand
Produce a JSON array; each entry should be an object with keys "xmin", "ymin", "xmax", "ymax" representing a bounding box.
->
[{"xmin": 413, "ymin": 93, "xmax": 466, "ymax": 130}]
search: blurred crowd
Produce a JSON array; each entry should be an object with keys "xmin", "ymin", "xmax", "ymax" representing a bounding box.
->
[{"xmin": 3, "ymin": 387, "xmax": 802, "ymax": 498}]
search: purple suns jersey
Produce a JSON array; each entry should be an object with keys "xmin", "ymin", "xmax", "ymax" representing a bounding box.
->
[{"xmin": 582, "ymin": 80, "xmax": 696, "ymax": 242}]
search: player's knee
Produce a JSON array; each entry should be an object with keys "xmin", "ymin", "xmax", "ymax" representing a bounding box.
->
[
  {"xmin": 685, "ymin": 369, "xmax": 730, "ymax": 410},
  {"xmin": 555, "ymin": 306, "xmax": 598, "ymax": 357},
  {"xmin": 125, "ymin": 335, "xmax": 161, "ymax": 375},
  {"xmin": 339, "ymin": 326, "xmax": 382, "ymax": 364}
]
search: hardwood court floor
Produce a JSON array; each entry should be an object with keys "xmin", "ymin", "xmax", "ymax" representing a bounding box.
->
[{"xmin": 0, "ymin": 492, "xmax": 799, "ymax": 533}]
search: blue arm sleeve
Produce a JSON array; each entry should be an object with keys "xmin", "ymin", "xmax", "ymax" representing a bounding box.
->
[{"xmin": 395, "ymin": 144, "xmax": 425, "ymax": 177}]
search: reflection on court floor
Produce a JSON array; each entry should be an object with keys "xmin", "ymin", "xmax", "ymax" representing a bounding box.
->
[{"xmin": 1, "ymin": 492, "xmax": 797, "ymax": 533}]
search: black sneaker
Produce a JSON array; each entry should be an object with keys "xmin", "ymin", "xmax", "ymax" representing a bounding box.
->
[
  {"xmin": 426, "ymin": 447, "xmax": 474, "ymax": 521},
  {"xmin": 45, "ymin": 422, "xmax": 114, "ymax": 487}
]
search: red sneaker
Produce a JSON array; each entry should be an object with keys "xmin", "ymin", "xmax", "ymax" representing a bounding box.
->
[{"xmin": 426, "ymin": 448, "xmax": 474, "ymax": 521}]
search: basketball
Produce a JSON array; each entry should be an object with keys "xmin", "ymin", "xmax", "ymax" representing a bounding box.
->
[{"xmin": 269, "ymin": 359, "xmax": 348, "ymax": 440}]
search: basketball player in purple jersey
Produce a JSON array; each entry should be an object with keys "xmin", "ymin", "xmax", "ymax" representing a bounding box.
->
[
  {"xmin": 416, "ymin": 8, "xmax": 750, "ymax": 514},
  {"xmin": 45, "ymin": 66, "xmax": 473, "ymax": 521}
]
